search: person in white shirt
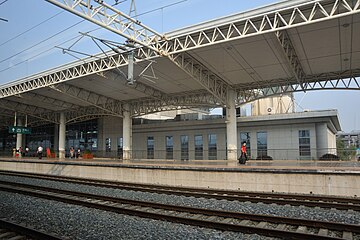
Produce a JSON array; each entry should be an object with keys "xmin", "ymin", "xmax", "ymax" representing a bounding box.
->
[{"xmin": 37, "ymin": 145, "xmax": 43, "ymax": 159}]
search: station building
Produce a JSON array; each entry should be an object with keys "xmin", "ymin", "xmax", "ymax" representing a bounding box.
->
[{"xmin": 0, "ymin": 95, "xmax": 341, "ymax": 160}]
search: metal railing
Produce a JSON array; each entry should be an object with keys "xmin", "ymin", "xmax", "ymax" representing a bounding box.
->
[{"xmin": 0, "ymin": 148, "xmax": 358, "ymax": 161}]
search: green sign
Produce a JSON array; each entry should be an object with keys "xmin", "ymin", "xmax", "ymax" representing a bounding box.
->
[{"xmin": 9, "ymin": 126, "xmax": 32, "ymax": 134}]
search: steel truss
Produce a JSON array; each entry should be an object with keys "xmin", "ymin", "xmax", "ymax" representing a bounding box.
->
[
  {"xmin": 65, "ymin": 106, "xmax": 119, "ymax": 123},
  {"xmin": 104, "ymin": 70, "xmax": 166, "ymax": 100},
  {"xmin": 165, "ymin": 0, "xmax": 360, "ymax": 53},
  {"xmin": 15, "ymin": 92, "xmax": 79, "ymax": 110},
  {"xmin": 275, "ymin": 30, "xmax": 306, "ymax": 89},
  {"xmin": 130, "ymin": 90, "xmax": 220, "ymax": 116},
  {"xmin": 0, "ymin": 70, "xmax": 360, "ymax": 124},
  {"xmin": 45, "ymin": 0, "xmax": 165, "ymax": 53},
  {"xmin": 0, "ymin": 48, "xmax": 158, "ymax": 99},
  {"xmin": 0, "ymin": 0, "xmax": 359, "ymax": 125},
  {"xmin": 49, "ymin": 83, "xmax": 124, "ymax": 116},
  {"xmin": 168, "ymin": 52, "xmax": 230, "ymax": 105},
  {"xmin": 236, "ymin": 73, "xmax": 360, "ymax": 105},
  {"xmin": 0, "ymin": 99, "xmax": 57, "ymax": 123}
]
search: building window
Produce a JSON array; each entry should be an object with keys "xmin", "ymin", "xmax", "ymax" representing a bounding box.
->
[
  {"xmin": 240, "ymin": 132, "xmax": 251, "ymax": 157},
  {"xmin": 166, "ymin": 136, "xmax": 173, "ymax": 159},
  {"xmin": 208, "ymin": 134, "xmax": 217, "ymax": 160},
  {"xmin": 194, "ymin": 135, "xmax": 203, "ymax": 160},
  {"xmin": 147, "ymin": 136, "xmax": 154, "ymax": 159},
  {"xmin": 257, "ymin": 132, "xmax": 267, "ymax": 157},
  {"xmin": 180, "ymin": 135, "xmax": 189, "ymax": 160},
  {"xmin": 299, "ymin": 130, "xmax": 311, "ymax": 158}
]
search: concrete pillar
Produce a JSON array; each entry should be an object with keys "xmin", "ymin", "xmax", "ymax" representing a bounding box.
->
[
  {"xmin": 59, "ymin": 112, "xmax": 66, "ymax": 159},
  {"xmin": 54, "ymin": 124, "xmax": 59, "ymax": 154},
  {"xmin": 16, "ymin": 118, "xmax": 23, "ymax": 158},
  {"xmin": 123, "ymin": 104, "xmax": 132, "ymax": 160},
  {"xmin": 226, "ymin": 89, "xmax": 237, "ymax": 163}
]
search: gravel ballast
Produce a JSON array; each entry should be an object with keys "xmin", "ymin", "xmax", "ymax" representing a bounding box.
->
[{"xmin": 1, "ymin": 174, "xmax": 359, "ymax": 239}]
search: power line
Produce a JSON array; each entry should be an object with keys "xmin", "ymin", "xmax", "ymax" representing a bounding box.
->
[
  {"xmin": 0, "ymin": 0, "xmax": 9, "ymax": 6},
  {"xmin": 0, "ymin": 35, "xmax": 81, "ymax": 74},
  {"xmin": 0, "ymin": 11, "xmax": 64, "ymax": 47},
  {"xmin": 0, "ymin": 0, "xmax": 9, "ymax": 22},
  {"xmin": 0, "ymin": 19, "xmax": 85, "ymax": 65},
  {"xmin": 0, "ymin": 0, "xmax": 188, "ymax": 73}
]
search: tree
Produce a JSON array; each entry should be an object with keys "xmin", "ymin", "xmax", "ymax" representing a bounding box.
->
[{"xmin": 337, "ymin": 139, "xmax": 356, "ymax": 160}]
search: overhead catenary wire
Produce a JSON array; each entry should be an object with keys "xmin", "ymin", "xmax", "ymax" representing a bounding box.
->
[
  {"xmin": 0, "ymin": 0, "xmax": 8, "ymax": 6},
  {"xmin": 0, "ymin": 11, "xmax": 64, "ymax": 47},
  {"xmin": 0, "ymin": 0, "xmax": 9, "ymax": 22},
  {"xmin": 0, "ymin": 0, "xmax": 188, "ymax": 73},
  {"xmin": 0, "ymin": 19, "xmax": 85, "ymax": 65},
  {"xmin": 0, "ymin": 35, "xmax": 82, "ymax": 74}
]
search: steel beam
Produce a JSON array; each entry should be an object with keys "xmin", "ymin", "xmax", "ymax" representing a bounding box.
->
[
  {"xmin": 0, "ymin": 99, "xmax": 57, "ymax": 123},
  {"xmin": 65, "ymin": 106, "xmax": 118, "ymax": 123},
  {"xmin": 0, "ymin": 48, "xmax": 158, "ymax": 98},
  {"xmin": 49, "ymin": 83, "xmax": 123, "ymax": 116},
  {"xmin": 105, "ymin": 70, "xmax": 166, "ymax": 100},
  {"xmin": 168, "ymin": 52, "xmax": 229, "ymax": 105},
  {"xmin": 235, "ymin": 72, "xmax": 360, "ymax": 105},
  {"xmin": 45, "ymin": 0, "xmax": 165, "ymax": 53},
  {"xmin": 166, "ymin": 0, "xmax": 360, "ymax": 53},
  {"xmin": 130, "ymin": 90, "xmax": 220, "ymax": 116},
  {"xmin": 15, "ymin": 92, "xmax": 79, "ymax": 110},
  {"xmin": 275, "ymin": 30, "xmax": 306, "ymax": 89}
]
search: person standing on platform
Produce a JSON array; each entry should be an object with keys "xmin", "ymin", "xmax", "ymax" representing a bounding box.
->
[
  {"xmin": 238, "ymin": 141, "xmax": 248, "ymax": 164},
  {"xmin": 37, "ymin": 145, "xmax": 43, "ymax": 159},
  {"xmin": 69, "ymin": 147, "xmax": 75, "ymax": 159},
  {"xmin": 76, "ymin": 148, "xmax": 81, "ymax": 159},
  {"xmin": 46, "ymin": 147, "xmax": 51, "ymax": 158},
  {"xmin": 25, "ymin": 146, "xmax": 29, "ymax": 157},
  {"xmin": 18, "ymin": 147, "xmax": 23, "ymax": 157}
]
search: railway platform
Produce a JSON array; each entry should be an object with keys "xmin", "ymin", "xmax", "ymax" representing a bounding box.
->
[{"xmin": 1, "ymin": 157, "xmax": 359, "ymax": 197}]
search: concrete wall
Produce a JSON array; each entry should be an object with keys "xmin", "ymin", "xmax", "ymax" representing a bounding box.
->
[
  {"xmin": 97, "ymin": 112, "xmax": 338, "ymax": 160},
  {"xmin": 133, "ymin": 120, "xmax": 227, "ymax": 160},
  {"xmin": 1, "ymin": 160, "xmax": 358, "ymax": 197},
  {"xmin": 316, "ymin": 123, "xmax": 329, "ymax": 157},
  {"xmin": 239, "ymin": 123, "xmax": 317, "ymax": 160},
  {"xmin": 328, "ymin": 128, "xmax": 337, "ymax": 154},
  {"xmin": 98, "ymin": 116, "xmax": 123, "ymax": 152}
]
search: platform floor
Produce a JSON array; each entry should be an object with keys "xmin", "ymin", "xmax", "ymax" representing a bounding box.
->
[
  {"xmin": 2, "ymin": 157, "xmax": 360, "ymax": 172},
  {"xmin": 1, "ymin": 157, "xmax": 360, "ymax": 196}
]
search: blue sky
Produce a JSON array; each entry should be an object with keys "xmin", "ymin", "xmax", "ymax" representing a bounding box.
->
[{"xmin": 0, "ymin": 0, "xmax": 359, "ymax": 132}]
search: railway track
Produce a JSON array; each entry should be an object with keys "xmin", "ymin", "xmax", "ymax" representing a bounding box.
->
[
  {"xmin": 0, "ymin": 170, "xmax": 359, "ymax": 212},
  {"xmin": 0, "ymin": 218, "xmax": 63, "ymax": 240},
  {"xmin": 0, "ymin": 179, "xmax": 359, "ymax": 240}
]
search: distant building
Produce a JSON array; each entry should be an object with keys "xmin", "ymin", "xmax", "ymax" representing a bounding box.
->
[
  {"xmin": 98, "ymin": 109, "xmax": 340, "ymax": 160},
  {"xmin": 251, "ymin": 93, "xmax": 294, "ymax": 116},
  {"xmin": 0, "ymin": 93, "xmax": 341, "ymax": 160},
  {"xmin": 336, "ymin": 131, "xmax": 360, "ymax": 148}
]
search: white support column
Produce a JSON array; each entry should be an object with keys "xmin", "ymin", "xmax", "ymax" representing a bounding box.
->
[
  {"xmin": 54, "ymin": 124, "xmax": 59, "ymax": 154},
  {"xmin": 16, "ymin": 118, "xmax": 23, "ymax": 158},
  {"xmin": 59, "ymin": 112, "xmax": 66, "ymax": 159},
  {"xmin": 226, "ymin": 89, "xmax": 237, "ymax": 163},
  {"xmin": 123, "ymin": 104, "xmax": 132, "ymax": 160}
]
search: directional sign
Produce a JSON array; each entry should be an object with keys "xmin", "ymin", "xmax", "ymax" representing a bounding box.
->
[{"xmin": 8, "ymin": 126, "xmax": 32, "ymax": 134}]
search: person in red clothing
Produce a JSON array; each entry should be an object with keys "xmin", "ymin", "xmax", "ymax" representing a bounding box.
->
[{"xmin": 239, "ymin": 141, "xmax": 248, "ymax": 164}]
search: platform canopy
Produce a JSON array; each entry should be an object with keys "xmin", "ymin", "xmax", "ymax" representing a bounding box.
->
[{"xmin": 0, "ymin": 0, "xmax": 359, "ymax": 127}]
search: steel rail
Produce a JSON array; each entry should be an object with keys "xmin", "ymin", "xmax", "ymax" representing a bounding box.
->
[
  {"xmin": 0, "ymin": 218, "xmax": 64, "ymax": 240},
  {"xmin": 0, "ymin": 180, "xmax": 359, "ymax": 240},
  {"xmin": 1, "ymin": 170, "xmax": 359, "ymax": 211}
]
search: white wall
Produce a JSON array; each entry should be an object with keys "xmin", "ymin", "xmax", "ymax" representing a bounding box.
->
[{"xmin": 97, "ymin": 112, "xmax": 338, "ymax": 160}]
